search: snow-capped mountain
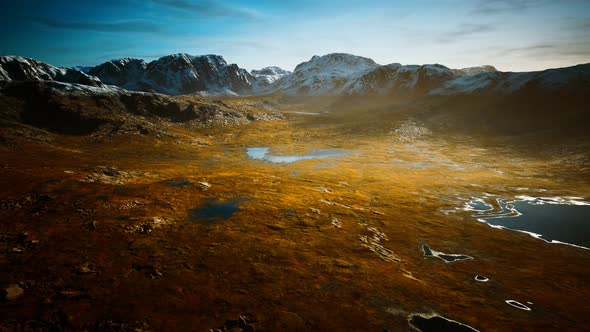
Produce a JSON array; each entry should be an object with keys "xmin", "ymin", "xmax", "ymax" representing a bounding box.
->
[
  {"xmin": 267, "ymin": 53, "xmax": 588, "ymax": 97},
  {"xmin": 1, "ymin": 53, "xmax": 588, "ymax": 98},
  {"xmin": 0, "ymin": 56, "xmax": 104, "ymax": 87},
  {"xmin": 88, "ymin": 53, "xmax": 255, "ymax": 95},
  {"xmin": 265, "ymin": 53, "xmax": 457, "ymax": 96},
  {"xmin": 452, "ymin": 65, "xmax": 497, "ymax": 76},
  {"xmin": 88, "ymin": 58, "xmax": 147, "ymax": 88},
  {"xmin": 343, "ymin": 63, "xmax": 455, "ymax": 95},
  {"xmin": 267, "ymin": 53, "xmax": 380, "ymax": 95},
  {"xmin": 250, "ymin": 66, "xmax": 291, "ymax": 88},
  {"xmin": 431, "ymin": 63, "xmax": 590, "ymax": 96}
]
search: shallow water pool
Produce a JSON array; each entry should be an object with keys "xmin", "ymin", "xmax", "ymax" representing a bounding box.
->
[
  {"xmin": 469, "ymin": 196, "xmax": 590, "ymax": 248},
  {"xmin": 246, "ymin": 147, "xmax": 349, "ymax": 164},
  {"xmin": 189, "ymin": 198, "xmax": 245, "ymax": 225}
]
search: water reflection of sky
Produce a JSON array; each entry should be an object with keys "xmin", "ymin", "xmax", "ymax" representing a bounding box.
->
[
  {"xmin": 467, "ymin": 196, "xmax": 590, "ymax": 249},
  {"xmin": 246, "ymin": 147, "xmax": 348, "ymax": 164}
]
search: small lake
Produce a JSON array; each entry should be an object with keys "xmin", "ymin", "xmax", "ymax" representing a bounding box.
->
[
  {"xmin": 189, "ymin": 197, "xmax": 247, "ymax": 225},
  {"xmin": 246, "ymin": 147, "xmax": 349, "ymax": 164},
  {"xmin": 468, "ymin": 196, "xmax": 590, "ymax": 249},
  {"xmin": 168, "ymin": 179, "xmax": 194, "ymax": 187},
  {"xmin": 409, "ymin": 314, "xmax": 478, "ymax": 332},
  {"xmin": 422, "ymin": 244, "xmax": 473, "ymax": 263}
]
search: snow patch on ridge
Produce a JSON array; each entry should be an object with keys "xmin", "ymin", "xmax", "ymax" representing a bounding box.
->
[{"xmin": 267, "ymin": 53, "xmax": 380, "ymax": 95}]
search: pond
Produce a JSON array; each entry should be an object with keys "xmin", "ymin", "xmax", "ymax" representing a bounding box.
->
[
  {"xmin": 246, "ymin": 147, "xmax": 349, "ymax": 164},
  {"xmin": 422, "ymin": 243, "xmax": 473, "ymax": 263},
  {"xmin": 188, "ymin": 197, "xmax": 247, "ymax": 225},
  {"xmin": 168, "ymin": 179, "xmax": 194, "ymax": 187},
  {"xmin": 409, "ymin": 314, "xmax": 478, "ymax": 332},
  {"xmin": 468, "ymin": 196, "xmax": 590, "ymax": 249}
]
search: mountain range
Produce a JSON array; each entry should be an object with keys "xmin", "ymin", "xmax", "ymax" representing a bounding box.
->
[{"xmin": 0, "ymin": 53, "xmax": 588, "ymax": 97}]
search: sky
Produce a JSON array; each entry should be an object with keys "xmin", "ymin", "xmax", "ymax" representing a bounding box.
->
[{"xmin": 0, "ymin": 0, "xmax": 589, "ymax": 72}]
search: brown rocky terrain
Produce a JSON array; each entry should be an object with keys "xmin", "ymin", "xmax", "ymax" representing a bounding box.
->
[{"xmin": 0, "ymin": 83, "xmax": 589, "ymax": 331}]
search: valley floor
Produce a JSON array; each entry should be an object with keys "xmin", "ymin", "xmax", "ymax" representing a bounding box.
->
[{"xmin": 1, "ymin": 98, "xmax": 589, "ymax": 331}]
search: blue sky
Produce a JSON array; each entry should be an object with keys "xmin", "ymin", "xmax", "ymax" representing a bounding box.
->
[{"xmin": 1, "ymin": 0, "xmax": 589, "ymax": 71}]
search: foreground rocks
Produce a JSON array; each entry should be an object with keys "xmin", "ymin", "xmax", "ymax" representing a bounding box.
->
[
  {"xmin": 82, "ymin": 166, "xmax": 146, "ymax": 185},
  {"xmin": 1, "ymin": 284, "xmax": 23, "ymax": 301}
]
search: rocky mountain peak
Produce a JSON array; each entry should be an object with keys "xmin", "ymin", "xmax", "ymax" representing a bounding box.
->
[
  {"xmin": 87, "ymin": 53, "xmax": 253, "ymax": 95},
  {"xmin": 452, "ymin": 65, "xmax": 498, "ymax": 76},
  {"xmin": 0, "ymin": 55, "xmax": 104, "ymax": 87},
  {"xmin": 294, "ymin": 53, "xmax": 379, "ymax": 74}
]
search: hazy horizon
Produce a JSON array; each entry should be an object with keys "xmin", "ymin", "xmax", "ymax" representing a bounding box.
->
[{"xmin": 1, "ymin": 0, "xmax": 589, "ymax": 72}]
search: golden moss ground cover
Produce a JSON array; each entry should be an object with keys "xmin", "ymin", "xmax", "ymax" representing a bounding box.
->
[{"xmin": 1, "ymin": 98, "xmax": 589, "ymax": 331}]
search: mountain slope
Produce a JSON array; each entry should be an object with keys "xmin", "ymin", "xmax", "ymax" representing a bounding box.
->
[
  {"xmin": 263, "ymin": 54, "xmax": 494, "ymax": 96},
  {"xmin": 251, "ymin": 66, "xmax": 291, "ymax": 89},
  {"xmin": 87, "ymin": 58, "xmax": 147, "ymax": 88},
  {"xmin": 89, "ymin": 53, "xmax": 255, "ymax": 96},
  {"xmin": 0, "ymin": 56, "xmax": 104, "ymax": 87},
  {"xmin": 271, "ymin": 53, "xmax": 588, "ymax": 97},
  {"xmin": 267, "ymin": 53, "xmax": 380, "ymax": 95},
  {"xmin": 431, "ymin": 63, "xmax": 590, "ymax": 96},
  {"xmin": 2, "ymin": 53, "xmax": 588, "ymax": 98},
  {"xmin": 452, "ymin": 65, "xmax": 497, "ymax": 76},
  {"xmin": 343, "ymin": 63, "xmax": 455, "ymax": 95}
]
